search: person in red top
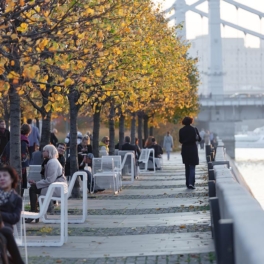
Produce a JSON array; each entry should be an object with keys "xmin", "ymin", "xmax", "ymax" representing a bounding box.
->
[{"xmin": 0, "ymin": 120, "xmax": 10, "ymax": 157}]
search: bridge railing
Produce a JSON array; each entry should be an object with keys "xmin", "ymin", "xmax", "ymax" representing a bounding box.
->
[
  {"xmin": 199, "ymin": 94, "xmax": 264, "ymax": 100},
  {"xmin": 207, "ymin": 141, "xmax": 264, "ymax": 264}
]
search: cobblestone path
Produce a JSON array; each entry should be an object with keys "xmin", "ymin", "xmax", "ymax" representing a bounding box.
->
[{"xmin": 21, "ymin": 152, "xmax": 215, "ymax": 264}]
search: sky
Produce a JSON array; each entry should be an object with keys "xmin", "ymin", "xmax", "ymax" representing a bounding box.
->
[{"xmin": 152, "ymin": 0, "xmax": 264, "ymax": 48}]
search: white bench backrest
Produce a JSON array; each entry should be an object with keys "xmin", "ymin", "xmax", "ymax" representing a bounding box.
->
[
  {"xmin": 101, "ymin": 156, "xmax": 114, "ymax": 172},
  {"xmin": 92, "ymin": 158, "xmax": 102, "ymax": 175},
  {"xmin": 138, "ymin": 149, "xmax": 150, "ymax": 162}
]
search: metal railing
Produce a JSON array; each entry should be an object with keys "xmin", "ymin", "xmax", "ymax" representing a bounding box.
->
[{"xmin": 207, "ymin": 141, "xmax": 264, "ymax": 264}]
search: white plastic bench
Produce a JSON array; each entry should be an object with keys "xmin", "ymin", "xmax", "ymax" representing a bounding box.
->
[
  {"xmin": 40, "ymin": 171, "xmax": 87, "ymax": 224},
  {"xmin": 138, "ymin": 149, "xmax": 155, "ymax": 173},
  {"xmin": 92, "ymin": 157, "xmax": 121, "ymax": 194},
  {"xmin": 21, "ymin": 182, "xmax": 68, "ymax": 246},
  {"xmin": 118, "ymin": 151, "xmax": 136, "ymax": 184}
]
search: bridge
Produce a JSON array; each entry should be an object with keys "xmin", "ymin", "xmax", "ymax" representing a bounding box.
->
[{"xmin": 165, "ymin": 0, "xmax": 264, "ymax": 158}]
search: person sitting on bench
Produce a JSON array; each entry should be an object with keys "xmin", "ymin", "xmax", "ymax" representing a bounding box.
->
[{"xmin": 27, "ymin": 145, "xmax": 66, "ymax": 223}]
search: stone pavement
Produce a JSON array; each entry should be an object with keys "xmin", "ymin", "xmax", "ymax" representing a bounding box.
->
[{"xmin": 20, "ymin": 151, "xmax": 216, "ymax": 264}]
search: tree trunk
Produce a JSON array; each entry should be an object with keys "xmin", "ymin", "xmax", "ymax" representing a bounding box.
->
[
  {"xmin": 40, "ymin": 112, "xmax": 51, "ymax": 149},
  {"xmin": 93, "ymin": 105, "xmax": 101, "ymax": 157},
  {"xmin": 108, "ymin": 104, "xmax": 115, "ymax": 155},
  {"xmin": 149, "ymin": 126, "xmax": 154, "ymax": 137},
  {"xmin": 68, "ymin": 89, "xmax": 81, "ymax": 198},
  {"xmin": 143, "ymin": 115, "xmax": 149, "ymax": 141},
  {"xmin": 138, "ymin": 113, "xmax": 143, "ymax": 148},
  {"xmin": 130, "ymin": 113, "xmax": 136, "ymax": 145},
  {"xmin": 119, "ymin": 114, "xmax": 125, "ymax": 149},
  {"xmin": 9, "ymin": 87, "xmax": 21, "ymax": 194}
]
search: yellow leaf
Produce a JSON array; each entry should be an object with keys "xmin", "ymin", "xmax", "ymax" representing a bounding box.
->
[
  {"xmin": 85, "ymin": 8, "xmax": 94, "ymax": 15},
  {"xmin": 64, "ymin": 78, "xmax": 74, "ymax": 87},
  {"xmin": 17, "ymin": 89, "xmax": 24, "ymax": 95},
  {"xmin": 98, "ymin": 30, "xmax": 104, "ymax": 38},
  {"xmin": 96, "ymin": 43, "xmax": 103, "ymax": 49},
  {"xmin": 94, "ymin": 69, "xmax": 102, "ymax": 77}
]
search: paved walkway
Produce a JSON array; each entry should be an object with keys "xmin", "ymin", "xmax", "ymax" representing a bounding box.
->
[{"xmin": 20, "ymin": 151, "xmax": 215, "ymax": 264}]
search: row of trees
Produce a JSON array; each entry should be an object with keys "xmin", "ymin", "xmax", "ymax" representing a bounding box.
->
[{"xmin": 0, "ymin": 0, "xmax": 199, "ymax": 195}]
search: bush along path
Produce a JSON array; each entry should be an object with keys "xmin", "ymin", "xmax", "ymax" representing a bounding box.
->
[{"xmin": 22, "ymin": 151, "xmax": 216, "ymax": 264}]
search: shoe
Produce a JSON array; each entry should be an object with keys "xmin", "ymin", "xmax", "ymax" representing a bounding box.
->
[
  {"xmin": 188, "ymin": 185, "xmax": 196, "ymax": 189},
  {"xmin": 94, "ymin": 189, "xmax": 105, "ymax": 193},
  {"xmin": 25, "ymin": 218, "xmax": 39, "ymax": 223}
]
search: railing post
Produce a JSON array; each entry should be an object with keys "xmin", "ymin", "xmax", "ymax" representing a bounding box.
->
[
  {"xmin": 209, "ymin": 197, "xmax": 221, "ymax": 251},
  {"xmin": 206, "ymin": 155, "xmax": 211, "ymax": 162},
  {"xmin": 218, "ymin": 219, "xmax": 235, "ymax": 264},
  {"xmin": 208, "ymin": 180, "xmax": 216, "ymax": 197},
  {"xmin": 209, "ymin": 169, "xmax": 215, "ymax": 180},
  {"xmin": 206, "ymin": 145, "xmax": 212, "ymax": 157}
]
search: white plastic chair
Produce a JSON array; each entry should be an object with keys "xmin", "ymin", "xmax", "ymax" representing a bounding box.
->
[
  {"xmin": 92, "ymin": 157, "xmax": 120, "ymax": 194},
  {"xmin": 138, "ymin": 149, "xmax": 155, "ymax": 173},
  {"xmin": 40, "ymin": 171, "xmax": 87, "ymax": 224},
  {"xmin": 14, "ymin": 201, "xmax": 28, "ymax": 264},
  {"xmin": 118, "ymin": 151, "xmax": 136, "ymax": 184},
  {"xmin": 21, "ymin": 182, "xmax": 68, "ymax": 246},
  {"xmin": 155, "ymin": 156, "xmax": 163, "ymax": 170}
]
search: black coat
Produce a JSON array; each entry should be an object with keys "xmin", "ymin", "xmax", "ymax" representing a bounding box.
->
[
  {"xmin": 148, "ymin": 144, "xmax": 163, "ymax": 158},
  {"xmin": 77, "ymin": 144, "xmax": 93, "ymax": 154},
  {"xmin": 121, "ymin": 143, "xmax": 140, "ymax": 158},
  {"xmin": 179, "ymin": 125, "xmax": 201, "ymax": 165},
  {"xmin": 0, "ymin": 191, "xmax": 22, "ymax": 229}
]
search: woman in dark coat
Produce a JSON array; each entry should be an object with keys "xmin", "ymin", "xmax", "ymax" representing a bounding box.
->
[
  {"xmin": 0, "ymin": 166, "xmax": 24, "ymax": 264},
  {"xmin": 179, "ymin": 117, "xmax": 201, "ymax": 189}
]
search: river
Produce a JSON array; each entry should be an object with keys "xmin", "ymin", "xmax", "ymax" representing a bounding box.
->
[{"xmin": 235, "ymin": 148, "xmax": 264, "ymax": 209}]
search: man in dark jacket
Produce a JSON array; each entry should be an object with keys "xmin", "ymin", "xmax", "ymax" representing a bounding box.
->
[
  {"xmin": 0, "ymin": 120, "xmax": 9, "ymax": 157},
  {"xmin": 122, "ymin": 136, "xmax": 140, "ymax": 157}
]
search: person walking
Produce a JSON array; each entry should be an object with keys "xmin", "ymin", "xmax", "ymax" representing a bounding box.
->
[
  {"xmin": 27, "ymin": 119, "xmax": 40, "ymax": 161},
  {"xmin": 163, "ymin": 131, "xmax": 173, "ymax": 160},
  {"xmin": 199, "ymin": 128, "xmax": 206, "ymax": 150},
  {"xmin": 179, "ymin": 117, "xmax": 201, "ymax": 190}
]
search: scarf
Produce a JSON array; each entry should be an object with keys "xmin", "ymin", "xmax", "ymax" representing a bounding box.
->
[{"xmin": 0, "ymin": 189, "xmax": 13, "ymax": 206}]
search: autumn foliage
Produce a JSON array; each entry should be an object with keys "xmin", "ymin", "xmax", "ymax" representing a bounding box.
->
[{"xmin": 0, "ymin": 0, "xmax": 199, "ymax": 189}]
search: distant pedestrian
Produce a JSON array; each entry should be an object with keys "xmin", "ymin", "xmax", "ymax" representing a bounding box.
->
[
  {"xmin": 50, "ymin": 128, "xmax": 58, "ymax": 146},
  {"xmin": 179, "ymin": 117, "xmax": 201, "ymax": 190},
  {"xmin": 204, "ymin": 130, "xmax": 210, "ymax": 145},
  {"xmin": 0, "ymin": 120, "xmax": 10, "ymax": 158},
  {"xmin": 163, "ymin": 131, "xmax": 173, "ymax": 160},
  {"xmin": 199, "ymin": 128, "xmax": 206, "ymax": 149},
  {"xmin": 27, "ymin": 119, "xmax": 40, "ymax": 161}
]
